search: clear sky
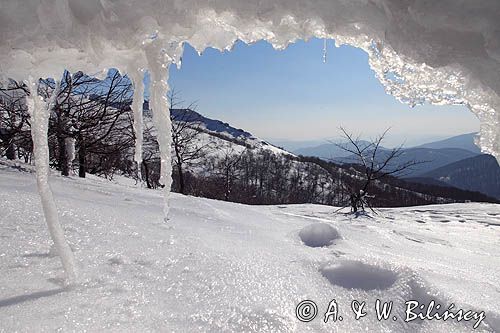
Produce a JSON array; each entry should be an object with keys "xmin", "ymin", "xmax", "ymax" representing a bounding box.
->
[{"xmin": 168, "ymin": 38, "xmax": 478, "ymax": 147}]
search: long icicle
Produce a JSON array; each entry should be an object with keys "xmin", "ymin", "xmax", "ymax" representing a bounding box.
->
[
  {"xmin": 145, "ymin": 47, "xmax": 173, "ymax": 220},
  {"xmin": 323, "ymin": 38, "xmax": 327, "ymax": 63},
  {"xmin": 26, "ymin": 77, "xmax": 77, "ymax": 284},
  {"xmin": 129, "ymin": 69, "xmax": 145, "ymax": 181}
]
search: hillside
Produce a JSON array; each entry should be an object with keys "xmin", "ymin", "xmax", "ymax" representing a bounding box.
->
[
  {"xmin": 417, "ymin": 154, "xmax": 500, "ymax": 200},
  {"xmin": 0, "ymin": 165, "xmax": 499, "ymax": 332},
  {"xmin": 139, "ymin": 110, "xmax": 496, "ymax": 207},
  {"xmin": 146, "ymin": 107, "xmax": 292, "ymax": 157}
]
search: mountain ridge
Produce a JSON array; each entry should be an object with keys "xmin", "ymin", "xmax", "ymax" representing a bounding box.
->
[
  {"xmin": 415, "ymin": 132, "xmax": 480, "ymax": 153},
  {"xmin": 416, "ymin": 154, "xmax": 500, "ymax": 199}
]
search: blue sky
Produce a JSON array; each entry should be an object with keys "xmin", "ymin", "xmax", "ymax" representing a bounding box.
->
[{"xmin": 167, "ymin": 38, "xmax": 478, "ymax": 147}]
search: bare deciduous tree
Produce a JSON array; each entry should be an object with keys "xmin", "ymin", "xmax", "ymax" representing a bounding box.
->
[
  {"xmin": 169, "ymin": 90, "xmax": 210, "ymax": 194},
  {"xmin": 335, "ymin": 127, "xmax": 426, "ymax": 214},
  {"xmin": 41, "ymin": 70, "xmax": 134, "ymax": 178},
  {"xmin": 216, "ymin": 146, "xmax": 246, "ymax": 201},
  {"xmin": 0, "ymin": 80, "xmax": 30, "ymax": 161}
]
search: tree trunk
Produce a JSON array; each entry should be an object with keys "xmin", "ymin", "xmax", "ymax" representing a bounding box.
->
[
  {"xmin": 143, "ymin": 160, "xmax": 152, "ymax": 189},
  {"xmin": 224, "ymin": 169, "xmax": 230, "ymax": 201},
  {"xmin": 177, "ymin": 163, "xmax": 185, "ymax": 194},
  {"xmin": 350, "ymin": 194, "xmax": 358, "ymax": 213},
  {"xmin": 5, "ymin": 141, "xmax": 16, "ymax": 160},
  {"xmin": 78, "ymin": 142, "xmax": 86, "ymax": 178},
  {"xmin": 58, "ymin": 136, "xmax": 69, "ymax": 176}
]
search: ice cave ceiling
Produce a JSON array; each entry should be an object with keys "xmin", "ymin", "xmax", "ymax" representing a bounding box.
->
[{"xmin": 0, "ymin": 0, "xmax": 499, "ymax": 160}]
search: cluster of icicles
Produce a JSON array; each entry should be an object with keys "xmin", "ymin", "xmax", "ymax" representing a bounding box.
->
[{"xmin": 25, "ymin": 54, "xmax": 174, "ymax": 285}]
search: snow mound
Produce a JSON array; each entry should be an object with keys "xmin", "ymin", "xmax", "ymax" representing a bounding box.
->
[
  {"xmin": 299, "ymin": 223, "xmax": 340, "ymax": 247},
  {"xmin": 320, "ymin": 260, "xmax": 398, "ymax": 291}
]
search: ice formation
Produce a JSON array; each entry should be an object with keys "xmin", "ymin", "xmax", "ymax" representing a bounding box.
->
[
  {"xmin": 128, "ymin": 68, "xmax": 145, "ymax": 179},
  {"xmin": 25, "ymin": 78, "xmax": 77, "ymax": 284},
  {"xmin": 0, "ymin": 0, "xmax": 499, "ymax": 160},
  {"xmin": 144, "ymin": 42, "xmax": 174, "ymax": 219},
  {"xmin": 323, "ymin": 38, "xmax": 327, "ymax": 64}
]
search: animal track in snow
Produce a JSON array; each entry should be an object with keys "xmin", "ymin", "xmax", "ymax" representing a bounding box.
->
[{"xmin": 320, "ymin": 260, "xmax": 398, "ymax": 291}]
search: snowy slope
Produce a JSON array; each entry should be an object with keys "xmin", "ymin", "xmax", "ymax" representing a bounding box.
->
[
  {"xmin": 0, "ymin": 166, "xmax": 499, "ymax": 332},
  {"xmin": 156, "ymin": 108, "xmax": 293, "ymax": 157}
]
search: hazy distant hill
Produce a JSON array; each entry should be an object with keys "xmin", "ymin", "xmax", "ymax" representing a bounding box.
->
[
  {"xmin": 293, "ymin": 133, "xmax": 481, "ymax": 161},
  {"xmin": 335, "ymin": 147, "xmax": 478, "ymax": 178},
  {"xmin": 415, "ymin": 132, "xmax": 480, "ymax": 153},
  {"xmin": 416, "ymin": 154, "xmax": 500, "ymax": 199},
  {"xmin": 398, "ymin": 148, "xmax": 479, "ymax": 177},
  {"xmin": 293, "ymin": 142, "xmax": 368, "ymax": 160},
  {"xmin": 292, "ymin": 133, "xmax": 481, "ymax": 178}
]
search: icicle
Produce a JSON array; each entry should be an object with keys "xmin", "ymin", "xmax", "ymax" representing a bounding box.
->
[
  {"xmin": 26, "ymin": 77, "xmax": 77, "ymax": 284},
  {"xmin": 129, "ymin": 69, "xmax": 145, "ymax": 181},
  {"xmin": 144, "ymin": 47, "xmax": 173, "ymax": 220},
  {"xmin": 323, "ymin": 38, "xmax": 327, "ymax": 63}
]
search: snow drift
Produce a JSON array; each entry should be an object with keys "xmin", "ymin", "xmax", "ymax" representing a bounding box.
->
[{"xmin": 299, "ymin": 223, "xmax": 340, "ymax": 247}]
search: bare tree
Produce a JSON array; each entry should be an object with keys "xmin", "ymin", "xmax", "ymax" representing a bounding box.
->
[
  {"xmin": 140, "ymin": 114, "xmax": 160, "ymax": 189},
  {"xmin": 41, "ymin": 70, "xmax": 134, "ymax": 178},
  {"xmin": 335, "ymin": 127, "xmax": 426, "ymax": 214},
  {"xmin": 216, "ymin": 146, "xmax": 246, "ymax": 201},
  {"xmin": 0, "ymin": 80, "xmax": 30, "ymax": 160},
  {"xmin": 41, "ymin": 71, "xmax": 97, "ymax": 176},
  {"xmin": 169, "ymin": 90, "xmax": 210, "ymax": 194}
]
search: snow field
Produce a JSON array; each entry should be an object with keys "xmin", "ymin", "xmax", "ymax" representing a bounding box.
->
[{"xmin": 0, "ymin": 165, "xmax": 499, "ymax": 332}]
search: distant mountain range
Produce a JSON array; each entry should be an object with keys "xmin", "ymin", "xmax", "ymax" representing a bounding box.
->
[
  {"xmin": 335, "ymin": 147, "xmax": 478, "ymax": 178},
  {"xmin": 415, "ymin": 132, "xmax": 480, "ymax": 153},
  {"xmin": 289, "ymin": 132, "xmax": 500, "ymax": 199},
  {"xmin": 411, "ymin": 154, "xmax": 500, "ymax": 200},
  {"xmin": 292, "ymin": 133, "xmax": 481, "ymax": 160},
  {"xmin": 293, "ymin": 141, "xmax": 372, "ymax": 160},
  {"xmin": 293, "ymin": 134, "xmax": 481, "ymax": 177}
]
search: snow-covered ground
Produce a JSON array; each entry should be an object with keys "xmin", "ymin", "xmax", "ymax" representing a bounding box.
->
[{"xmin": 0, "ymin": 165, "xmax": 499, "ymax": 332}]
